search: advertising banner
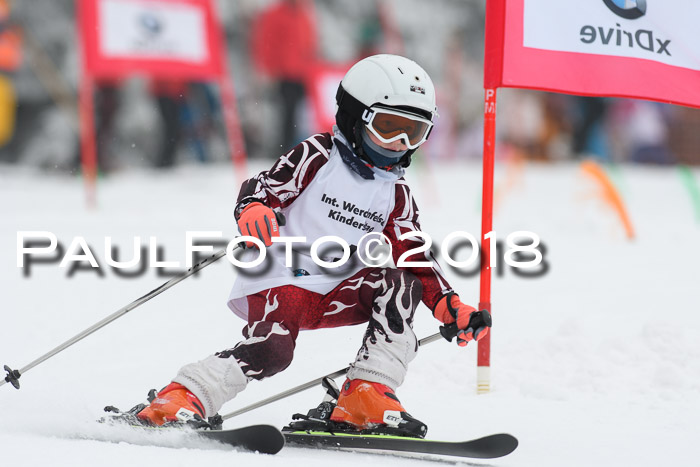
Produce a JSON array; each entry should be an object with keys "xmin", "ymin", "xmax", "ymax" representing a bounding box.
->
[
  {"xmin": 80, "ymin": 0, "xmax": 223, "ymax": 79},
  {"xmin": 485, "ymin": 0, "xmax": 700, "ymax": 108}
]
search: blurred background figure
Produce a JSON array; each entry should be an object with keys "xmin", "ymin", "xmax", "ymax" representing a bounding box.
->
[
  {"xmin": 669, "ymin": 105, "xmax": 700, "ymax": 166},
  {"xmin": 250, "ymin": 0, "xmax": 317, "ymax": 152},
  {"xmin": 150, "ymin": 79, "xmax": 221, "ymax": 168},
  {"xmin": 571, "ymin": 97, "xmax": 610, "ymax": 161},
  {"xmin": 89, "ymin": 77, "xmax": 122, "ymax": 173},
  {"xmin": 150, "ymin": 78, "xmax": 188, "ymax": 168},
  {"xmin": 619, "ymin": 100, "xmax": 671, "ymax": 165},
  {"xmin": 0, "ymin": 0, "xmax": 21, "ymax": 149},
  {"xmin": 182, "ymin": 82, "xmax": 220, "ymax": 164}
]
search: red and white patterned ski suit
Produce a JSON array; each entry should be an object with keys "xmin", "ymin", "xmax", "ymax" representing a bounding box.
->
[{"xmin": 173, "ymin": 130, "xmax": 454, "ymax": 417}]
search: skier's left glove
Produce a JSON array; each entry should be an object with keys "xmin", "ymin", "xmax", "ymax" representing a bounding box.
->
[{"xmin": 433, "ymin": 293, "xmax": 491, "ymax": 347}]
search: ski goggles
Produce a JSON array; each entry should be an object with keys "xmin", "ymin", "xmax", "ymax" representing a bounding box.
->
[{"xmin": 363, "ymin": 107, "xmax": 433, "ymax": 150}]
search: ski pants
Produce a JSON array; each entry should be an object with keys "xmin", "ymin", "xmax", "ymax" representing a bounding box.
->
[{"xmin": 174, "ymin": 267, "xmax": 423, "ymax": 417}]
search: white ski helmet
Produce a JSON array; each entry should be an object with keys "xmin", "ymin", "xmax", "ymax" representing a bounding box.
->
[{"xmin": 335, "ymin": 54, "xmax": 437, "ymax": 167}]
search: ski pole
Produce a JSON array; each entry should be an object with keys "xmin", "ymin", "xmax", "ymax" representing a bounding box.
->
[
  {"xmin": 1, "ymin": 247, "xmax": 235, "ymax": 390},
  {"xmin": 220, "ymin": 324, "xmax": 459, "ymax": 421},
  {"xmin": 2, "ymin": 212, "xmax": 288, "ymax": 390}
]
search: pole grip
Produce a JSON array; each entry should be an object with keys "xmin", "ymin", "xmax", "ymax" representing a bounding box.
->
[{"xmin": 439, "ymin": 323, "xmax": 460, "ymax": 342}]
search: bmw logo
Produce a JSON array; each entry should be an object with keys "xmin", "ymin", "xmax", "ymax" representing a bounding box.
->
[
  {"xmin": 603, "ymin": 0, "xmax": 647, "ymax": 20},
  {"xmin": 139, "ymin": 12, "xmax": 163, "ymax": 36}
]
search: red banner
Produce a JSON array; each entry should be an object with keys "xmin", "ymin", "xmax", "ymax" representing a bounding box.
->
[
  {"xmin": 77, "ymin": 0, "xmax": 246, "ymax": 207},
  {"xmin": 79, "ymin": 0, "xmax": 224, "ymax": 80},
  {"xmin": 307, "ymin": 62, "xmax": 352, "ymax": 134},
  {"xmin": 484, "ymin": 0, "xmax": 700, "ymax": 108}
]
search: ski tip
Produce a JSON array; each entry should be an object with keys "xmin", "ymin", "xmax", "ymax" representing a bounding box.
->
[
  {"xmin": 199, "ymin": 424, "xmax": 285, "ymax": 455},
  {"xmin": 468, "ymin": 433, "xmax": 518, "ymax": 458}
]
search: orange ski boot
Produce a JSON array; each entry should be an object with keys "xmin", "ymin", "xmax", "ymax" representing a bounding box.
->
[
  {"xmin": 137, "ymin": 383, "xmax": 206, "ymax": 426},
  {"xmin": 330, "ymin": 379, "xmax": 427, "ymax": 438}
]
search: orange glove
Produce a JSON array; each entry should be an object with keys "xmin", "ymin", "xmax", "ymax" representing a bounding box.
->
[
  {"xmin": 237, "ymin": 202, "xmax": 280, "ymax": 248},
  {"xmin": 433, "ymin": 293, "xmax": 491, "ymax": 347}
]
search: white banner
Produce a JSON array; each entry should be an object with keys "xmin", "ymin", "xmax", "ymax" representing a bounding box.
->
[
  {"xmin": 99, "ymin": 0, "xmax": 208, "ymax": 63},
  {"xmin": 523, "ymin": 0, "xmax": 700, "ymax": 71}
]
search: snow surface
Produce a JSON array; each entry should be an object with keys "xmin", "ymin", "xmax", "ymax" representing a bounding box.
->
[{"xmin": 1, "ymin": 160, "xmax": 699, "ymax": 466}]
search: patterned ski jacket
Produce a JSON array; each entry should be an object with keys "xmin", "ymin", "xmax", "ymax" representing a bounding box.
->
[{"xmin": 227, "ymin": 129, "xmax": 453, "ymax": 320}]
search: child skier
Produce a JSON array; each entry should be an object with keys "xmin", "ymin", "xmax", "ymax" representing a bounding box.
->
[{"xmin": 135, "ymin": 54, "xmax": 491, "ymax": 436}]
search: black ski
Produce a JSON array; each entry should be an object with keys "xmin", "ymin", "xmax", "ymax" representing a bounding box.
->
[
  {"xmin": 97, "ymin": 422, "xmax": 285, "ymax": 454},
  {"xmin": 197, "ymin": 425, "xmax": 285, "ymax": 454},
  {"xmin": 283, "ymin": 430, "xmax": 518, "ymax": 459},
  {"xmin": 100, "ymin": 405, "xmax": 284, "ymax": 454},
  {"xmin": 280, "ymin": 377, "xmax": 518, "ymax": 459}
]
